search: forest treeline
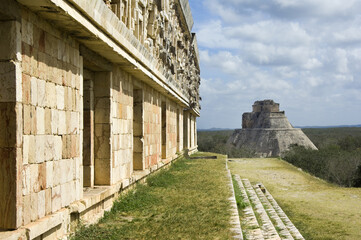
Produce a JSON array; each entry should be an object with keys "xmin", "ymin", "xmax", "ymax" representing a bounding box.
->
[
  {"xmin": 197, "ymin": 130, "xmax": 255, "ymax": 158},
  {"xmin": 197, "ymin": 128, "xmax": 361, "ymax": 187}
]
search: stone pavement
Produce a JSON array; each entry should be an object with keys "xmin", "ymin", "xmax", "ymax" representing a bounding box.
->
[{"xmin": 232, "ymin": 174, "xmax": 305, "ymax": 240}]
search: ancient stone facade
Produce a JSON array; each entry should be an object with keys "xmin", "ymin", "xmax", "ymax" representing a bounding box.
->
[
  {"xmin": 229, "ymin": 100, "xmax": 317, "ymax": 157},
  {"xmin": 0, "ymin": 0, "xmax": 200, "ymax": 239}
]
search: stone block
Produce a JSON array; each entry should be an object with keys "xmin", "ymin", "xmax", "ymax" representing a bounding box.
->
[
  {"xmin": 38, "ymin": 52, "xmax": 47, "ymax": 80},
  {"xmin": 71, "ymin": 134, "xmax": 79, "ymax": 158},
  {"xmin": 45, "ymin": 32, "xmax": 55, "ymax": 57},
  {"xmin": 44, "ymin": 135, "xmax": 54, "ymax": 161},
  {"xmin": 60, "ymin": 182, "xmax": 72, "ymax": 207},
  {"xmin": 54, "ymin": 60, "xmax": 63, "ymax": 85},
  {"xmin": 58, "ymin": 110, "xmax": 66, "ymax": 135},
  {"xmin": 38, "ymin": 162, "xmax": 46, "ymax": 191},
  {"xmin": 69, "ymin": 111, "xmax": 79, "ymax": 134},
  {"xmin": 23, "ymin": 135, "xmax": 30, "ymax": 165},
  {"xmin": 36, "ymin": 107, "xmax": 45, "ymax": 134},
  {"xmin": 94, "ymin": 137, "xmax": 110, "ymax": 160},
  {"xmin": 30, "ymin": 77, "xmax": 38, "ymax": 106},
  {"xmin": 0, "ymin": 62, "xmax": 16, "ymax": 102},
  {"xmin": 0, "ymin": 103, "xmax": 16, "ymax": 147},
  {"xmin": 22, "ymin": 43, "xmax": 31, "ymax": 75},
  {"xmin": 51, "ymin": 185, "xmax": 61, "ymax": 213},
  {"xmin": 23, "ymin": 194, "xmax": 31, "ymax": 225},
  {"xmin": 75, "ymin": 179, "xmax": 82, "ymax": 201},
  {"xmin": 95, "ymin": 123, "xmax": 110, "ymax": 137},
  {"xmin": 72, "ymin": 89, "xmax": 78, "ymax": 111},
  {"xmin": 37, "ymin": 190, "xmax": 45, "ymax": 219},
  {"xmin": 73, "ymin": 157, "xmax": 81, "ymax": 180},
  {"xmin": 56, "ymin": 85, "xmax": 64, "ymax": 110},
  {"xmin": 23, "ymin": 104, "xmax": 35, "ymax": 135},
  {"xmin": 46, "ymin": 82, "xmax": 57, "ymax": 108},
  {"xmin": 45, "ymin": 55, "xmax": 55, "ymax": 83},
  {"xmin": 35, "ymin": 135, "xmax": 45, "ymax": 163},
  {"xmin": 27, "ymin": 135, "xmax": 36, "ymax": 164},
  {"xmin": 45, "ymin": 161, "xmax": 53, "ymax": 188},
  {"xmin": 0, "ymin": 148, "xmax": 21, "ymax": 229},
  {"xmin": 44, "ymin": 108, "xmax": 52, "ymax": 134},
  {"xmin": 45, "ymin": 188, "xmax": 52, "ymax": 215},
  {"xmin": 64, "ymin": 87, "xmax": 70, "ymax": 111},
  {"xmin": 12, "ymin": 106, "xmax": 21, "ymax": 147},
  {"xmin": 54, "ymin": 136, "xmax": 62, "ymax": 160},
  {"xmin": 22, "ymin": 164, "xmax": 31, "ymax": 196},
  {"xmin": 94, "ymin": 158, "xmax": 111, "ymax": 185},
  {"xmin": 37, "ymin": 79, "xmax": 46, "ymax": 107},
  {"xmin": 21, "ymin": 18, "xmax": 33, "ymax": 46},
  {"xmin": 61, "ymin": 135, "xmax": 70, "ymax": 159},
  {"xmin": 83, "ymin": 165, "xmax": 94, "ymax": 188},
  {"xmin": 0, "ymin": 21, "xmax": 21, "ymax": 61},
  {"xmin": 51, "ymin": 109, "xmax": 58, "ymax": 134},
  {"xmin": 30, "ymin": 49, "xmax": 39, "ymax": 78},
  {"xmin": 59, "ymin": 159, "xmax": 73, "ymax": 184},
  {"xmin": 30, "ymin": 163, "xmax": 40, "ymax": 193},
  {"xmin": 53, "ymin": 161, "xmax": 61, "ymax": 186},
  {"xmin": 30, "ymin": 191, "xmax": 38, "ymax": 221},
  {"xmin": 22, "ymin": 73, "xmax": 31, "ymax": 105}
]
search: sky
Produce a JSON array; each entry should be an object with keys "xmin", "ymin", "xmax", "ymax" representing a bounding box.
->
[{"xmin": 188, "ymin": 0, "xmax": 361, "ymax": 129}]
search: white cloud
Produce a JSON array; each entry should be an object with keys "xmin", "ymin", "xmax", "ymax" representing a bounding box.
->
[{"xmin": 190, "ymin": 0, "xmax": 361, "ymax": 128}]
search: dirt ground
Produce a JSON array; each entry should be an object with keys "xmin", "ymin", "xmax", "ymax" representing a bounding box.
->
[{"xmin": 229, "ymin": 158, "xmax": 361, "ymax": 240}]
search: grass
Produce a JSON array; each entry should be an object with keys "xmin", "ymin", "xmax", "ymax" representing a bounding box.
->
[
  {"xmin": 72, "ymin": 152, "xmax": 233, "ymax": 240},
  {"xmin": 229, "ymin": 158, "xmax": 361, "ymax": 240},
  {"xmin": 232, "ymin": 175, "xmax": 248, "ymax": 215}
]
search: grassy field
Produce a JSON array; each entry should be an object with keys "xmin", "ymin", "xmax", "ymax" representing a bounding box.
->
[
  {"xmin": 229, "ymin": 158, "xmax": 361, "ymax": 240},
  {"xmin": 72, "ymin": 153, "xmax": 233, "ymax": 240}
]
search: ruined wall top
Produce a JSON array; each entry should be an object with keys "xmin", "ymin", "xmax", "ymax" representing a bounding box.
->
[
  {"xmin": 252, "ymin": 100, "xmax": 280, "ymax": 113},
  {"xmin": 178, "ymin": 0, "xmax": 194, "ymax": 33},
  {"xmin": 102, "ymin": 0, "xmax": 200, "ymax": 111},
  {"xmin": 243, "ymin": 100, "xmax": 291, "ymax": 129}
]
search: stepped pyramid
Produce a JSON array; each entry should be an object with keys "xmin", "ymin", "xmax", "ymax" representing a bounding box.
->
[{"xmin": 228, "ymin": 100, "xmax": 317, "ymax": 157}]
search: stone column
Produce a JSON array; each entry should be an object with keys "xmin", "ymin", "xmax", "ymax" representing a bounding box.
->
[
  {"xmin": 94, "ymin": 72, "xmax": 112, "ymax": 185},
  {"xmin": 161, "ymin": 101, "xmax": 167, "ymax": 159},
  {"xmin": 194, "ymin": 118, "xmax": 197, "ymax": 147},
  {"xmin": 133, "ymin": 88, "xmax": 144, "ymax": 170},
  {"xmin": 0, "ymin": 4, "xmax": 23, "ymax": 229},
  {"xmin": 190, "ymin": 114, "xmax": 194, "ymax": 148},
  {"xmin": 183, "ymin": 110, "xmax": 189, "ymax": 150},
  {"xmin": 83, "ymin": 77, "xmax": 94, "ymax": 187}
]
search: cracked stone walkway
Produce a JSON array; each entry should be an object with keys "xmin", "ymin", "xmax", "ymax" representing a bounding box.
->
[{"xmin": 233, "ymin": 175, "xmax": 304, "ymax": 240}]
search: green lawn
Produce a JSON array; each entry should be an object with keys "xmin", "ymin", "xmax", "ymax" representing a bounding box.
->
[
  {"xmin": 229, "ymin": 158, "xmax": 361, "ymax": 240},
  {"xmin": 72, "ymin": 153, "xmax": 233, "ymax": 240}
]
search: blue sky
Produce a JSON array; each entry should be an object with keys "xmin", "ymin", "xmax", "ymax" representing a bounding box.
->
[{"xmin": 189, "ymin": 0, "xmax": 361, "ymax": 129}]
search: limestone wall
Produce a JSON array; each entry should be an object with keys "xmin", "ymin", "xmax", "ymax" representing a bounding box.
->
[
  {"xmin": 143, "ymin": 84, "xmax": 162, "ymax": 168},
  {"xmin": 165, "ymin": 100, "xmax": 179, "ymax": 160},
  {"xmin": 0, "ymin": 19, "xmax": 22, "ymax": 229},
  {"xmin": 0, "ymin": 0, "xmax": 200, "ymax": 236},
  {"xmin": 111, "ymin": 68, "xmax": 133, "ymax": 182},
  {"xmin": 20, "ymin": 9, "xmax": 83, "ymax": 227}
]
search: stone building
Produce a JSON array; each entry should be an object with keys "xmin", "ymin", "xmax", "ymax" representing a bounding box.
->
[
  {"xmin": 0, "ymin": 0, "xmax": 200, "ymax": 238},
  {"xmin": 228, "ymin": 100, "xmax": 317, "ymax": 157}
]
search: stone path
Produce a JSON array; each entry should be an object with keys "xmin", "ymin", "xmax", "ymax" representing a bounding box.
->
[{"xmin": 233, "ymin": 175, "xmax": 305, "ymax": 240}]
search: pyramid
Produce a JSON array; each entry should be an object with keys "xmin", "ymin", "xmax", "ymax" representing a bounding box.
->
[{"xmin": 228, "ymin": 100, "xmax": 317, "ymax": 157}]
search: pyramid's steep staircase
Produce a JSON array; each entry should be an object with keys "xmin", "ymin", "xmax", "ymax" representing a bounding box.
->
[{"xmin": 233, "ymin": 175, "xmax": 304, "ymax": 240}]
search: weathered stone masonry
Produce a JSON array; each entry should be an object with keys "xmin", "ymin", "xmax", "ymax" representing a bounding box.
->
[{"xmin": 0, "ymin": 0, "xmax": 200, "ymax": 239}]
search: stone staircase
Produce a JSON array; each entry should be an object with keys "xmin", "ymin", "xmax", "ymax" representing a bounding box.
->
[{"xmin": 233, "ymin": 175, "xmax": 304, "ymax": 240}]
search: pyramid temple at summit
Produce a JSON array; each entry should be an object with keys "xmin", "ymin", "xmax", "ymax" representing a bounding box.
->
[{"xmin": 228, "ymin": 100, "xmax": 317, "ymax": 157}]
